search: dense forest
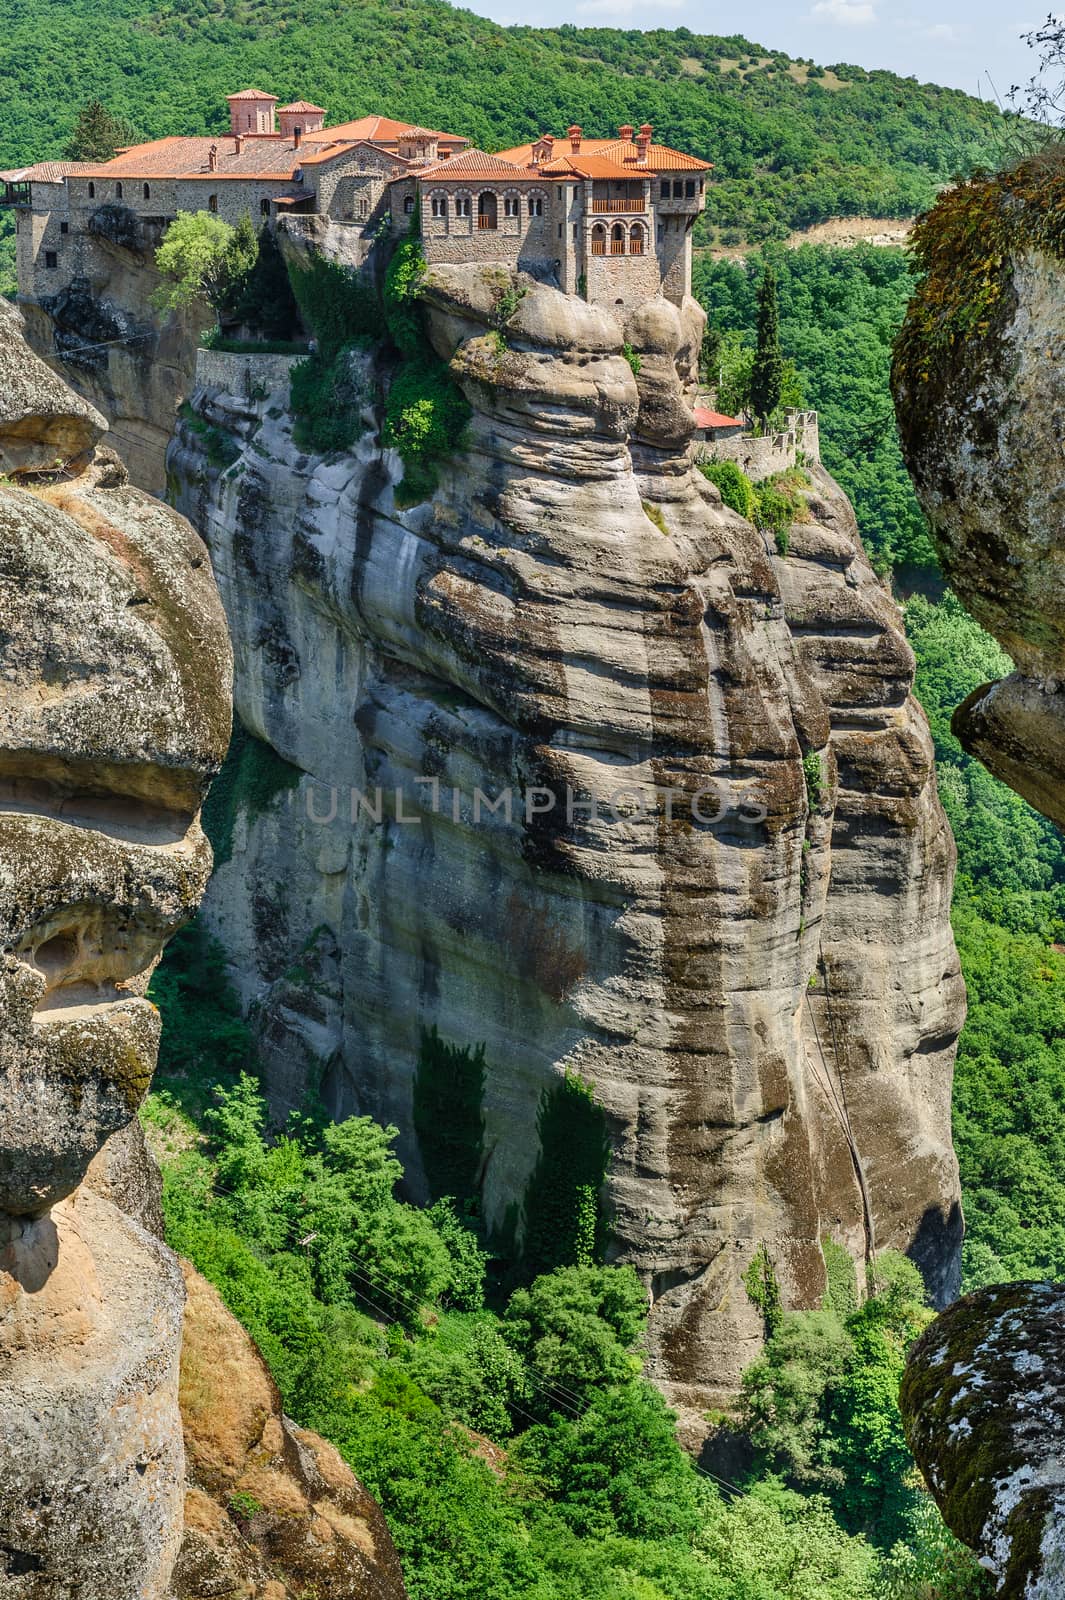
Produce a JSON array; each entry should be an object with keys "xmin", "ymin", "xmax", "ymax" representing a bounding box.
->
[{"xmin": 0, "ymin": 0, "xmax": 1008, "ymax": 242}]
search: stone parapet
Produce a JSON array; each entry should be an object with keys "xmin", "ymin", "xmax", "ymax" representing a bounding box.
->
[{"xmin": 695, "ymin": 408, "xmax": 820, "ymax": 481}]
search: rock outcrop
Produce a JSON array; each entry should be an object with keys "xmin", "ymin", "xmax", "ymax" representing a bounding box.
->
[
  {"xmin": 901, "ymin": 1284, "xmax": 1065, "ymax": 1599},
  {"xmin": 169, "ymin": 259, "xmax": 964, "ymax": 1406},
  {"xmin": 0, "ymin": 304, "xmax": 404, "ymax": 1598},
  {"xmin": 22, "ymin": 237, "xmax": 203, "ymax": 495},
  {"xmin": 892, "ymin": 157, "xmax": 1065, "ymax": 1599},
  {"xmin": 172, "ymin": 1263, "xmax": 407, "ymax": 1600},
  {"xmin": 892, "ymin": 156, "xmax": 1065, "ymax": 831}
]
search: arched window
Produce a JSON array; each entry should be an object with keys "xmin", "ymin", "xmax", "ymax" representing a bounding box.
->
[
  {"xmin": 357, "ymin": 198, "xmax": 369, "ymax": 219},
  {"xmin": 208, "ymin": 194, "xmax": 218, "ymax": 213},
  {"xmin": 454, "ymin": 192, "xmax": 471, "ymax": 218},
  {"xmin": 629, "ymin": 223, "xmax": 644, "ymax": 255},
  {"xmin": 143, "ymin": 183, "xmax": 151, "ymax": 200},
  {"xmin": 503, "ymin": 193, "xmax": 520, "ymax": 218},
  {"xmin": 88, "ymin": 182, "xmax": 95, "ymax": 199},
  {"xmin": 404, "ymin": 194, "xmax": 415, "ymax": 214},
  {"xmin": 611, "ymin": 223, "xmax": 625, "ymax": 255},
  {"xmin": 431, "ymin": 194, "xmax": 447, "ymax": 218},
  {"xmin": 260, "ymin": 197, "xmax": 270, "ymax": 217},
  {"xmin": 115, "ymin": 182, "xmax": 123, "ymax": 198},
  {"xmin": 590, "ymin": 224, "xmax": 606, "ymax": 256},
  {"xmin": 528, "ymin": 192, "xmax": 544, "ymax": 217},
  {"xmin": 477, "ymin": 191, "xmax": 497, "ymax": 230}
]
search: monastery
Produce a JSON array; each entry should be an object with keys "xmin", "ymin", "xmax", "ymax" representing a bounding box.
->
[{"xmin": 2, "ymin": 89, "xmax": 711, "ymax": 316}]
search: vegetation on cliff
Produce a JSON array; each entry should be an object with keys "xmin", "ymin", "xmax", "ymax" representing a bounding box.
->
[{"xmin": 142, "ymin": 945, "xmax": 985, "ymax": 1599}]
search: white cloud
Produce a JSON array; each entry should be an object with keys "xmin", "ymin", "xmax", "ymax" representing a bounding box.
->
[{"xmin": 811, "ymin": 0, "xmax": 877, "ymax": 23}]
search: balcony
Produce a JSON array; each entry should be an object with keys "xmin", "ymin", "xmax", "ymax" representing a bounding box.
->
[
  {"xmin": 590, "ymin": 198, "xmax": 647, "ymax": 214},
  {"xmin": 656, "ymin": 184, "xmax": 704, "ymax": 214}
]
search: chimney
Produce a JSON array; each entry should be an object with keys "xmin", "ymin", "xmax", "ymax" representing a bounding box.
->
[
  {"xmin": 293, "ymin": 126, "xmax": 302, "ymax": 149},
  {"xmin": 208, "ymin": 143, "xmax": 218, "ymax": 172},
  {"xmin": 636, "ymin": 123, "xmax": 652, "ymax": 166},
  {"xmin": 567, "ymin": 123, "xmax": 582, "ymax": 153},
  {"xmin": 234, "ymin": 133, "xmax": 244, "ymax": 155},
  {"xmin": 618, "ymin": 123, "xmax": 634, "ymax": 143}
]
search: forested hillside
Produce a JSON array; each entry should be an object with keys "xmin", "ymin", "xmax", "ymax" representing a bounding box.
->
[{"xmin": 0, "ymin": 0, "xmax": 1006, "ymax": 242}]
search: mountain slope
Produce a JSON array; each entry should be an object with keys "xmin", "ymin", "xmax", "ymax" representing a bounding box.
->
[{"xmin": 0, "ymin": 0, "xmax": 1004, "ymax": 240}]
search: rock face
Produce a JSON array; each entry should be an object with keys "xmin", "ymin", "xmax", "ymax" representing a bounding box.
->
[
  {"xmin": 0, "ymin": 303, "xmax": 404, "ymax": 1598},
  {"xmin": 892, "ymin": 165, "xmax": 1065, "ymax": 831},
  {"xmin": 892, "ymin": 163, "xmax": 1065, "ymax": 1599},
  {"xmin": 901, "ymin": 1284, "xmax": 1065, "ymax": 1599},
  {"xmin": 169, "ymin": 259, "xmax": 964, "ymax": 1404},
  {"xmin": 0, "ymin": 300, "xmax": 230, "ymax": 1593},
  {"xmin": 172, "ymin": 1262, "xmax": 407, "ymax": 1600},
  {"xmin": 22, "ymin": 239, "xmax": 203, "ymax": 495}
]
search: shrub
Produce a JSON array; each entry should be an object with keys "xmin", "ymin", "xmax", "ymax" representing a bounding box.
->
[
  {"xmin": 502, "ymin": 1263, "xmax": 646, "ymax": 1412},
  {"xmin": 520, "ymin": 1074, "xmax": 610, "ymax": 1276},
  {"xmin": 699, "ymin": 458, "xmax": 755, "ymax": 520}
]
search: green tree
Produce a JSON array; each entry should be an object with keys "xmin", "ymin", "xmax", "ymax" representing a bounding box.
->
[
  {"xmin": 153, "ymin": 210, "xmax": 257, "ymax": 315},
  {"xmin": 750, "ymin": 261, "xmax": 784, "ymax": 428},
  {"xmin": 502, "ymin": 1264, "xmax": 647, "ymax": 1413},
  {"xmin": 63, "ymin": 98, "xmax": 135, "ymax": 161}
]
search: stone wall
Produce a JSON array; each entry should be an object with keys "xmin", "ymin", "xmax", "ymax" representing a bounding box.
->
[
  {"xmin": 194, "ymin": 346, "xmax": 302, "ymax": 398},
  {"xmin": 696, "ymin": 410, "xmax": 821, "ymax": 481}
]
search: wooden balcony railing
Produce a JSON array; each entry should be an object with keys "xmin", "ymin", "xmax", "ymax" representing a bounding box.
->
[
  {"xmin": 477, "ymin": 214, "xmax": 497, "ymax": 229},
  {"xmin": 610, "ymin": 240, "xmax": 626, "ymax": 254},
  {"xmin": 590, "ymin": 198, "xmax": 646, "ymax": 213}
]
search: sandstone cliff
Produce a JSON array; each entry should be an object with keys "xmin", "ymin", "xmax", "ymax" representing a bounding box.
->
[
  {"xmin": 0, "ymin": 303, "xmax": 405, "ymax": 1599},
  {"xmin": 169, "ymin": 259, "xmax": 965, "ymax": 1407},
  {"xmin": 21, "ymin": 216, "xmax": 203, "ymax": 495},
  {"xmin": 892, "ymin": 154, "xmax": 1065, "ymax": 1598}
]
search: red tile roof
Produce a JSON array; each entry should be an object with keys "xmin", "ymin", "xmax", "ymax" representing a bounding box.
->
[
  {"xmin": 227, "ymin": 88, "xmax": 277, "ymax": 101},
  {"xmin": 301, "ymin": 114, "xmax": 465, "ymax": 147},
  {"xmin": 78, "ymin": 136, "xmax": 303, "ymax": 180},
  {"xmin": 277, "ymin": 100, "xmax": 326, "ymax": 114},
  {"xmin": 494, "ymin": 136, "xmax": 711, "ymax": 176},
  {"xmin": 420, "ymin": 148, "xmax": 525, "ymax": 180},
  {"xmin": 693, "ymin": 407, "xmax": 743, "ymax": 430},
  {"xmin": 3, "ymin": 161, "xmax": 96, "ymax": 183}
]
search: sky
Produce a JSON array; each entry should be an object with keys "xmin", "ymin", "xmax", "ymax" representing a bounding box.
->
[{"xmin": 460, "ymin": 0, "xmax": 1048, "ymax": 99}]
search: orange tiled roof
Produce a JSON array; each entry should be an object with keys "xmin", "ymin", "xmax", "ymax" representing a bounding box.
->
[
  {"xmin": 420, "ymin": 148, "xmax": 524, "ymax": 180},
  {"xmin": 494, "ymin": 136, "xmax": 711, "ymax": 176},
  {"xmin": 227, "ymin": 87, "xmax": 277, "ymax": 101},
  {"xmin": 301, "ymin": 114, "xmax": 466, "ymax": 147},
  {"xmin": 78, "ymin": 136, "xmax": 302, "ymax": 180},
  {"xmin": 277, "ymin": 100, "xmax": 326, "ymax": 114},
  {"xmin": 4, "ymin": 161, "xmax": 96, "ymax": 183}
]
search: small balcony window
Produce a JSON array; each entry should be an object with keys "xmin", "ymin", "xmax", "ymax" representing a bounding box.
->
[
  {"xmin": 685, "ymin": 180, "xmax": 695, "ymax": 198},
  {"xmin": 660, "ymin": 180, "xmax": 669, "ymax": 199}
]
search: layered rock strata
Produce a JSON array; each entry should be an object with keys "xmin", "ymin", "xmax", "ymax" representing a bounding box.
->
[
  {"xmin": 0, "ymin": 305, "xmax": 403, "ymax": 1598},
  {"xmin": 170, "ymin": 259, "xmax": 965, "ymax": 1404}
]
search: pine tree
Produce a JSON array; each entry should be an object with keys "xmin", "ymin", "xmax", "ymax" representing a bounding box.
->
[
  {"xmin": 63, "ymin": 100, "xmax": 136, "ymax": 162},
  {"xmin": 750, "ymin": 261, "xmax": 784, "ymax": 429}
]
